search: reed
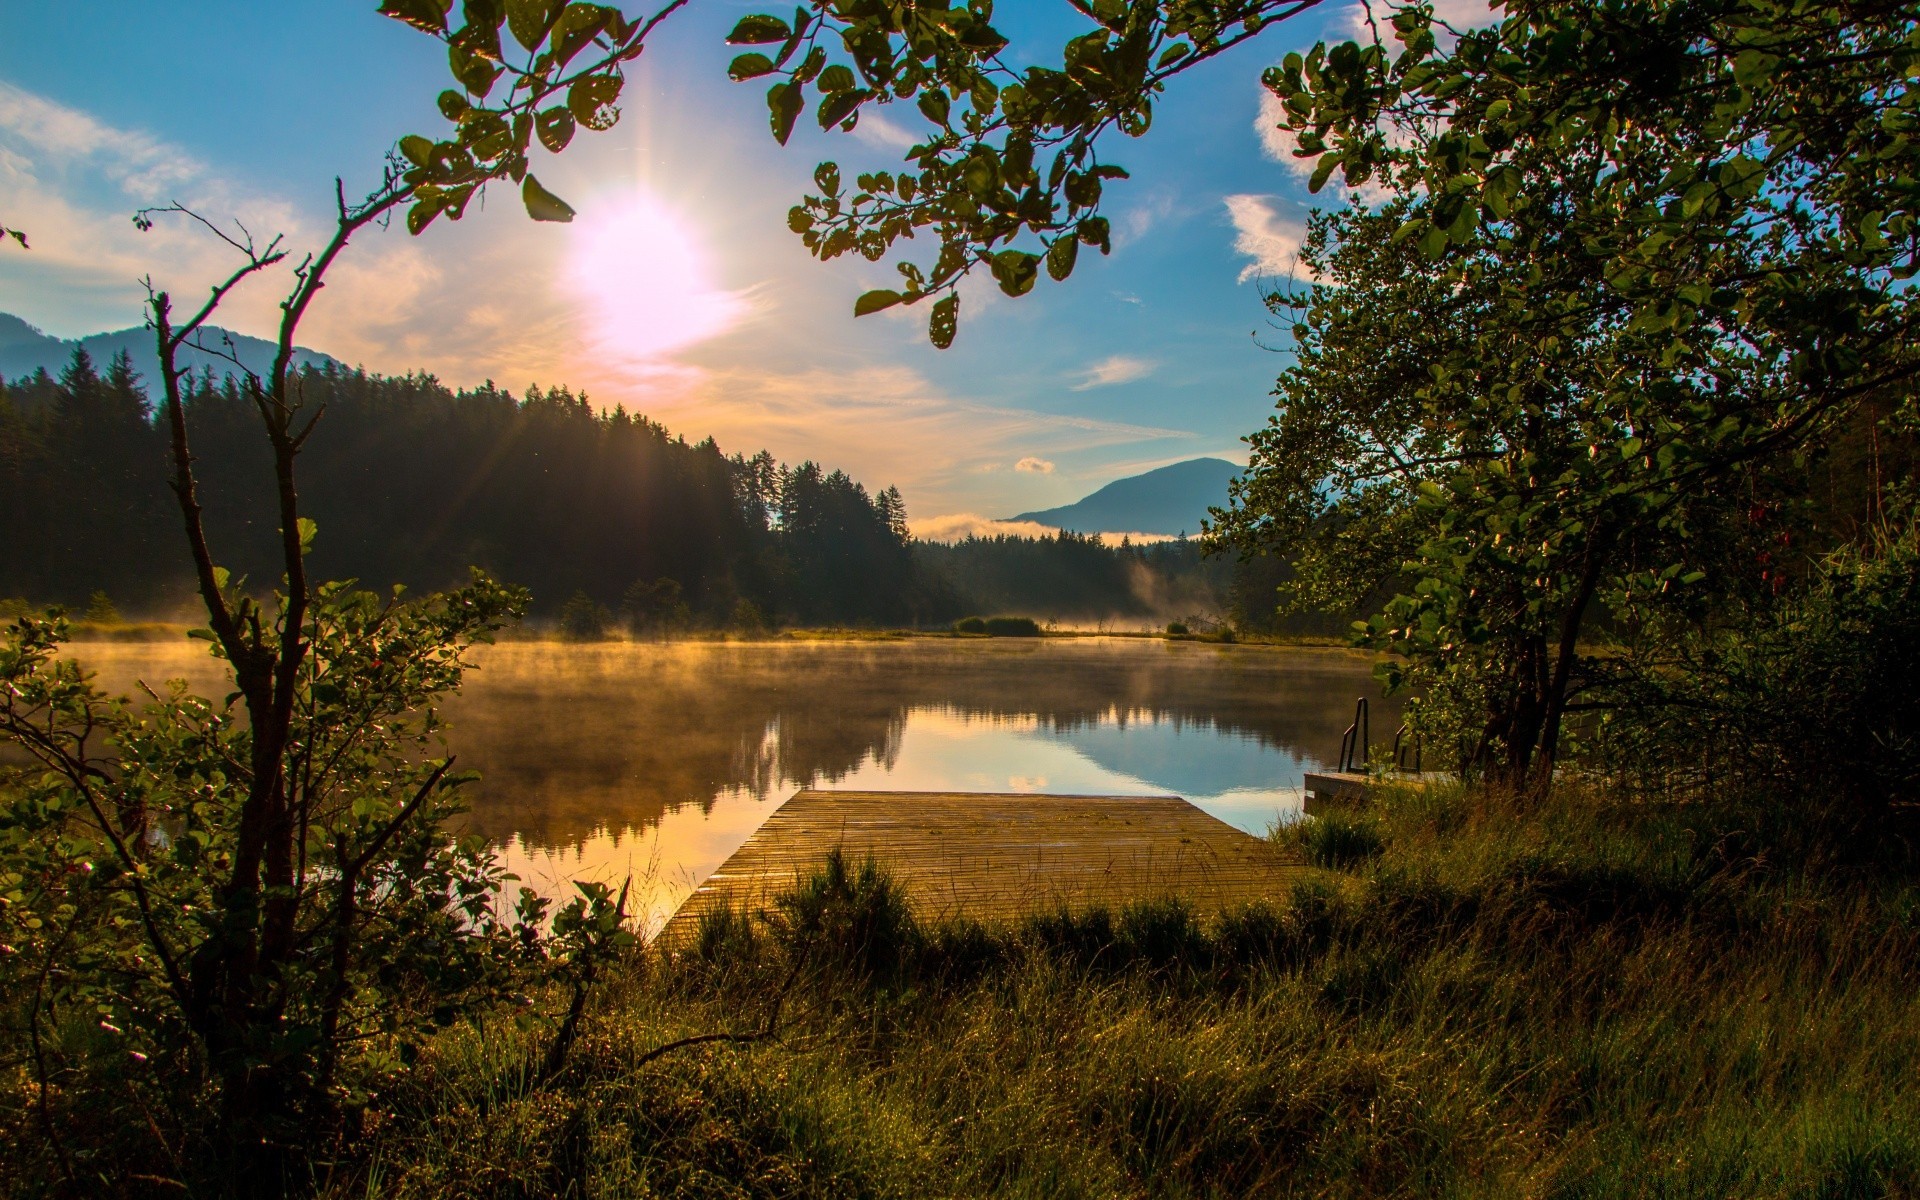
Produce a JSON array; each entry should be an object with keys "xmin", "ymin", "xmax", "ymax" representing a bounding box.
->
[{"xmin": 324, "ymin": 781, "xmax": 1920, "ymax": 1199}]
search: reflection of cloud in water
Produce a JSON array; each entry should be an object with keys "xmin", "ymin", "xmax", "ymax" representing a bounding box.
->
[{"xmin": 59, "ymin": 637, "xmax": 1396, "ymax": 927}]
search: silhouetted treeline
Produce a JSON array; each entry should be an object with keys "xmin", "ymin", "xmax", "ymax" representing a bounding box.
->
[
  {"xmin": 0, "ymin": 351, "xmax": 932, "ymax": 622},
  {"xmin": 0, "ymin": 350, "xmax": 1322, "ymax": 629}
]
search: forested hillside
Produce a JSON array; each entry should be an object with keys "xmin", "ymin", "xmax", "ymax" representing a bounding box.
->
[{"xmin": 0, "ymin": 350, "xmax": 1292, "ymax": 628}]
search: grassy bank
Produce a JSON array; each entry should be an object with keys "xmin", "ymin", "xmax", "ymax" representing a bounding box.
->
[{"xmin": 320, "ymin": 783, "xmax": 1918, "ymax": 1199}]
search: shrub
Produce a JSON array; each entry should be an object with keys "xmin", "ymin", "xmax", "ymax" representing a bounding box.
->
[
  {"xmin": 1166, "ymin": 621, "xmax": 1190, "ymax": 635},
  {"xmin": 559, "ymin": 590, "xmax": 613, "ymax": 640},
  {"xmin": 1282, "ymin": 811, "xmax": 1387, "ymax": 870},
  {"xmin": 983, "ymin": 615, "xmax": 1042, "ymax": 637},
  {"xmin": 769, "ymin": 848, "xmax": 922, "ymax": 984},
  {"xmin": 82, "ymin": 590, "xmax": 121, "ymax": 625},
  {"xmin": 953, "ymin": 615, "xmax": 988, "ymax": 634},
  {"xmin": 1606, "ymin": 527, "xmax": 1920, "ymax": 810}
]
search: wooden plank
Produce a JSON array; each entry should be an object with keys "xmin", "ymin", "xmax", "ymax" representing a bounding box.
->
[{"xmin": 658, "ymin": 789, "xmax": 1303, "ymax": 944}]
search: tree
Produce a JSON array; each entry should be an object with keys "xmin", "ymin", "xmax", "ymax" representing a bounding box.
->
[
  {"xmin": 0, "ymin": 1, "xmax": 681, "ymax": 1182},
  {"xmin": 725, "ymin": 0, "xmax": 1336, "ymax": 344},
  {"xmin": 1203, "ymin": 1, "xmax": 1920, "ymax": 783}
]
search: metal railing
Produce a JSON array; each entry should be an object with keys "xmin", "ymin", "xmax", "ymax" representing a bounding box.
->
[{"xmin": 1337, "ymin": 697, "xmax": 1422, "ymax": 775}]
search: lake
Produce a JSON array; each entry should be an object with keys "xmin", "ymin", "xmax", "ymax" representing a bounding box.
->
[{"xmin": 63, "ymin": 637, "xmax": 1393, "ymax": 935}]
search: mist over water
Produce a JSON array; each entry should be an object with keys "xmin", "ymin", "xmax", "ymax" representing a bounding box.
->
[{"xmin": 64, "ymin": 638, "xmax": 1395, "ymax": 935}]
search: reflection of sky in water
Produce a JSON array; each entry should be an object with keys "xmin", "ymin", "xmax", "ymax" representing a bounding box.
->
[
  {"xmin": 63, "ymin": 638, "xmax": 1385, "ymax": 940},
  {"xmin": 508, "ymin": 706, "xmax": 1311, "ymax": 937}
]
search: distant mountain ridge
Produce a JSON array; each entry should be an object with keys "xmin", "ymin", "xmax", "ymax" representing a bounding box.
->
[
  {"xmin": 1012, "ymin": 457, "xmax": 1241, "ymax": 536},
  {"xmin": 0, "ymin": 313, "xmax": 341, "ymax": 390}
]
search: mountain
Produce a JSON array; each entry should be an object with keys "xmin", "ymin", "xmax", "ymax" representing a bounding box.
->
[
  {"xmin": 1011, "ymin": 457, "xmax": 1241, "ymax": 536},
  {"xmin": 0, "ymin": 313, "xmax": 341, "ymax": 389}
]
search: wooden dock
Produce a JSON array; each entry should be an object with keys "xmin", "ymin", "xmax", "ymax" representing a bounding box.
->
[{"xmin": 658, "ymin": 789, "xmax": 1302, "ymax": 943}]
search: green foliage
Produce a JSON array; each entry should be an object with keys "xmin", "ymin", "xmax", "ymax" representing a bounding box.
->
[
  {"xmin": 0, "ymin": 366, "xmax": 934, "ymax": 625},
  {"xmin": 767, "ymin": 847, "xmax": 921, "ymax": 985},
  {"xmin": 730, "ymin": 598, "xmax": 769, "ymax": 632},
  {"xmin": 81, "ymin": 590, "xmax": 120, "ymax": 625},
  {"xmin": 731, "ymin": 0, "xmax": 1331, "ymax": 344},
  {"xmin": 1280, "ymin": 810, "xmax": 1385, "ymax": 870},
  {"xmin": 0, "ymin": 573, "xmax": 573, "ymax": 1184},
  {"xmin": 1165, "ymin": 620, "xmax": 1188, "ymax": 635},
  {"xmin": 1606, "ymin": 527, "xmax": 1920, "ymax": 811},
  {"xmin": 378, "ymin": 0, "xmax": 662, "ymax": 233},
  {"xmin": 952, "ymin": 615, "xmax": 988, "ymax": 634},
  {"xmin": 558, "ymin": 589, "xmax": 612, "ymax": 639},
  {"xmin": 1212, "ymin": 2, "xmax": 1920, "ymax": 783},
  {"xmin": 982, "ymin": 615, "xmax": 1042, "ymax": 637},
  {"xmin": 313, "ymin": 784, "xmax": 1920, "ymax": 1197}
]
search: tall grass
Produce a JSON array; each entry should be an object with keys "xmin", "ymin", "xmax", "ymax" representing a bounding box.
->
[{"xmin": 305, "ymin": 782, "xmax": 1920, "ymax": 1199}]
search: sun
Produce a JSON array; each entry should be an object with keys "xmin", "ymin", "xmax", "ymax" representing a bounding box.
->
[{"xmin": 565, "ymin": 189, "xmax": 748, "ymax": 367}]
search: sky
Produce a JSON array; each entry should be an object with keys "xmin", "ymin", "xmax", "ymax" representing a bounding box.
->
[{"xmin": 0, "ymin": 0, "xmax": 1491, "ymax": 530}]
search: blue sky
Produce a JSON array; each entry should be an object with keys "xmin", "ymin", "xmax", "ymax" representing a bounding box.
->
[{"xmin": 0, "ymin": 0, "xmax": 1481, "ymax": 528}]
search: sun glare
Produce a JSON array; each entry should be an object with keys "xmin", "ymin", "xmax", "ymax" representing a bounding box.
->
[{"xmin": 565, "ymin": 189, "xmax": 747, "ymax": 367}]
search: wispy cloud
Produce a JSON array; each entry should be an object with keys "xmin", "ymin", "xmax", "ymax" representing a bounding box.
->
[
  {"xmin": 584, "ymin": 360, "xmax": 1199, "ymax": 514},
  {"xmin": 1223, "ymin": 194, "xmax": 1310, "ymax": 284},
  {"xmin": 1015, "ymin": 456, "xmax": 1055, "ymax": 474},
  {"xmin": 0, "ymin": 81, "xmax": 201, "ymax": 202},
  {"xmin": 1069, "ymin": 354, "xmax": 1156, "ymax": 391},
  {"xmin": 851, "ymin": 108, "xmax": 920, "ymax": 151}
]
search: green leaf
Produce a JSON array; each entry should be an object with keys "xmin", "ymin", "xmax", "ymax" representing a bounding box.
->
[
  {"xmin": 449, "ymin": 44, "xmax": 500, "ymax": 97},
  {"xmin": 550, "ymin": 2, "xmax": 614, "ymax": 66},
  {"xmin": 399, "ymin": 135, "xmax": 435, "ymax": 166},
  {"xmin": 989, "ymin": 250, "xmax": 1039, "ymax": 297},
  {"xmin": 379, "ymin": 0, "xmax": 453, "ymax": 34},
  {"xmin": 1308, "ymin": 151, "xmax": 1342, "ymax": 193},
  {"xmin": 535, "ymin": 106, "xmax": 576, "ymax": 152},
  {"xmin": 1046, "ymin": 235, "xmax": 1078, "ymax": 282},
  {"xmin": 521, "ymin": 174, "xmax": 576, "ymax": 222},
  {"xmin": 297, "ymin": 518, "xmax": 318, "ymax": 555},
  {"xmin": 729, "ymin": 52, "xmax": 776, "ymax": 81},
  {"xmin": 407, "ymin": 197, "xmax": 442, "ymax": 235},
  {"xmin": 567, "ymin": 74, "xmax": 622, "ymax": 130},
  {"xmin": 767, "ymin": 81, "xmax": 803, "ymax": 145},
  {"xmin": 437, "ymin": 90, "xmax": 470, "ymax": 121},
  {"xmin": 506, "ymin": 0, "xmax": 561, "ymax": 50},
  {"xmin": 817, "ymin": 88, "xmax": 864, "ymax": 130},
  {"xmin": 819, "ymin": 64, "xmax": 855, "ymax": 94},
  {"xmin": 929, "ymin": 293, "xmax": 959, "ymax": 348},
  {"xmin": 727, "ymin": 13, "xmax": 792, "ymax": 44},
  {"xmin": 854, "ymin": 288, "xmax": 905, "ymax": 316}
]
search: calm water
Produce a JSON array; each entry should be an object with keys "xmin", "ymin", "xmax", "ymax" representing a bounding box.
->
[{"xmin": 65, "ymin": 638, "xmax": 1392, "ymax": 934}]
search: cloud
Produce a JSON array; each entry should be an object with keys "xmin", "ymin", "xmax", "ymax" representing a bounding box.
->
[
  {"xmin": 1346, "ymin": 0, "xmax": 1501, "ymax": 37},
  {"xmin": 1014, "ymin": 456, "xmax": 1055, "ymax": 474},
  {"xmin": 1223, "ymin": 194, "xmax": 1308, "ymax": 284},
  {"xmin": 581, "ymin": 359, "xmax": 1200, "ymax": 514},
  {"xmin": 910, "ymin": 514, "xmax": 1065, "ymax": 542},
  {"xmin": 1069, "ymin": 354, "xmax": 1156, "ymax": 391},
  {"xmin": 0, "ymin": 81, "xmax": 200, "ymax": 202},
  {"xmin": 851, "ymin": 109, "xmax": 920, "ymax": 151},
  {"xmin": 909, "ymin": 513, "xmax": 1178, "ymax": 545}
]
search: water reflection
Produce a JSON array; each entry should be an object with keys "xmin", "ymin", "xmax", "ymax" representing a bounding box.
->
[{"xmin": 62, "ymin": 637, "xmax": 1394, "ymax": 934}]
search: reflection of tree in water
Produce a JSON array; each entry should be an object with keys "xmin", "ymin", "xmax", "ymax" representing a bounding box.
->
[{"xmin": 448, "ymin": 641, "xmax": 1393, "ymax": 849}]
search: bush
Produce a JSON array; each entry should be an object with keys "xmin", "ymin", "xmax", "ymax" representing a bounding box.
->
[
  {"xmin": 559, "ymin": 590, "xmax": 614, "ymax": 640},
  {"xmin": 983, "ymin": 615, "xmax": 1043, "ymax": 637},
  {"xmin": 769, "ymin": 848, "xmax": 922, "ymax": 984},
  {"xmin": 1281, "ymin": 812, "xmax": 1387, "ymax": 870},
  {"xmin": 82, "ymin": 590, "xmax": 121, "ymax": 625},
  {"xmin": 1166, "ymin": 621, "xmax": 1190, "ymax": 635},
  {"xmin": 1607, "ymin": 527, "xmax": 1920, "ymax": 810},
  {"xmin": 953, "ymin": 615, "xmax": 988, "ymax": 634}
]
